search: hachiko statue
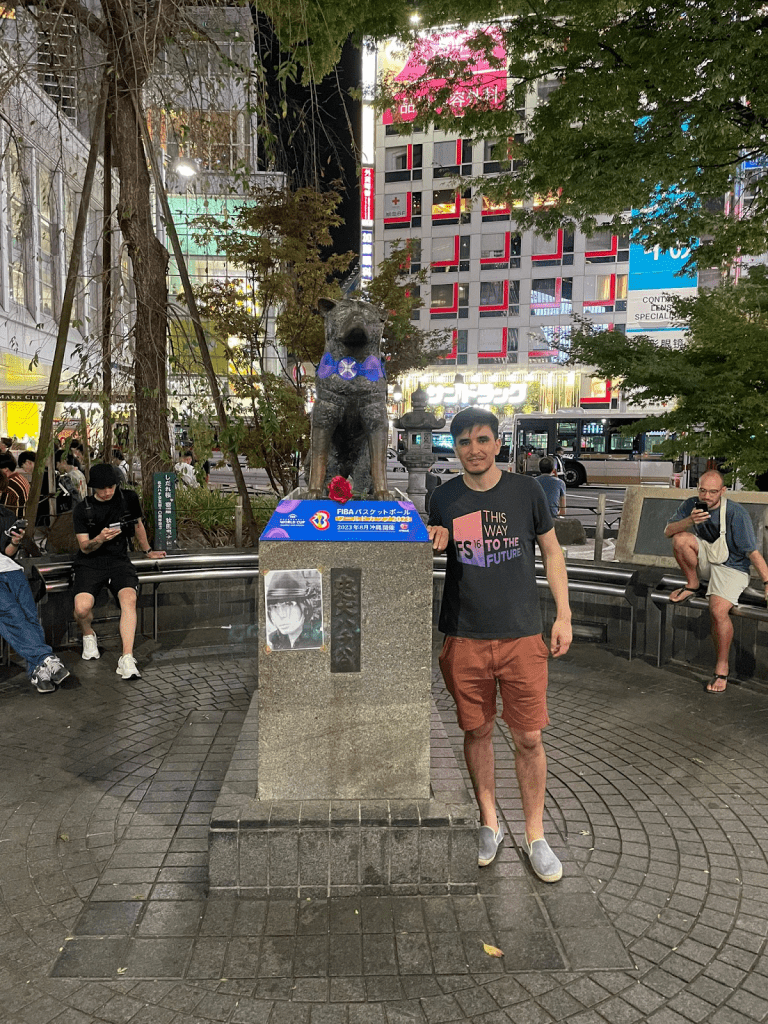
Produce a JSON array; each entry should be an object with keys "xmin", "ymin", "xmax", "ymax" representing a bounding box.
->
[{"xmin": 308, "ymin": 297, "xmax": 390, "ymax": 500}]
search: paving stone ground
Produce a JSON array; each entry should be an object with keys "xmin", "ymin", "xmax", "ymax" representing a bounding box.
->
[{"xmin": 1, "ymin": 637, "xmax": 768, "ymax": 1023}]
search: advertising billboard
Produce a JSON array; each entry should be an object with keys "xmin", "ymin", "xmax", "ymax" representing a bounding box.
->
[
  {"xmin": 627, "ymin": 242, "xmax": 698, "ymax": 346},
  {"xmin": 381, "ymin": 29, "xmax": 506, "ymax": 126}
]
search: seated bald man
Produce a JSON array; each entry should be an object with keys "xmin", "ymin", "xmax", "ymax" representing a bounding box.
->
[{"xmin": 664, "ymin": 470, "xmax": 768, "ymax": 693}]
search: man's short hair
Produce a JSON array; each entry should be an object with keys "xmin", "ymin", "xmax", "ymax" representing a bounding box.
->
[
  {"xmin": 89, "ymin": 463, "xmax": 121, "ymax": 488},
  {"xmin": 539, "ymin": 456, "xmax": 555, "ymax": 474},
  {"xmin": 112, "ymin": 449, "xmax": 125, "ymax": 460},
  {"xmin": 0, "ymin": 437, "xmax": 11, "ymax": 448},
  {"xmin": 0, "ymin": 453, "xmax": 17, "ymax": 471},
  {"xmin": 183, "ymin": 450, "xmax": 194, "ymax": 460},
  {"xmin": 55, "ymin": 449, "xmax": 75, "ymax": 466},
  {"xmin": 449, "ymin": 408, "xmax": 499, "ymax": 440},
  {"xmin": 18, "ymin": 451, "xmax": 35, "ymax": 467}
]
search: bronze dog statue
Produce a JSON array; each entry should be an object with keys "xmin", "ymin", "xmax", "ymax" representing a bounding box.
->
[{"xmin": 307, "ymin": 297, "xmax": 390, "ymax": 500}]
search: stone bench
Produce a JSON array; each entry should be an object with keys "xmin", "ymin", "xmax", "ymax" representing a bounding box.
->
[{"xmin": 651, "ymin": 574, "xmax": 768, "ymax": 667}]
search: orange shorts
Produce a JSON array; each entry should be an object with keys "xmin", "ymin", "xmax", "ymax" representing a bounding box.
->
[{"xmin": 438, "ymin": 634, "xmax": 550, "ymax": 734}]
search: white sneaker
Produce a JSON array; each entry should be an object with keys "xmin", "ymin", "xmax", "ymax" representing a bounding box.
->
[
  {"xmin": 116, "ymin": 654, "xmax": 141, "ymax": 680},
  {"xmin": 82, "ymin": 633, "xmax": 100, "ymax": 660}
]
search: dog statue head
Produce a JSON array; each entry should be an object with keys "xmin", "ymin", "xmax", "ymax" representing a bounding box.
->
[{"xmin": 317, "ymin": 297, "xmax": 386, "ymax": 362}]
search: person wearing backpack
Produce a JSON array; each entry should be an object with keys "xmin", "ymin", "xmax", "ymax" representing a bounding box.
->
[{"xmin": 72, "ymin": 464, "xmax": 165, "ymax": 680}]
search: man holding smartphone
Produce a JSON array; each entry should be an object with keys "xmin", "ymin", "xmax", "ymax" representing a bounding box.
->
[
  {"xmin": 0, "ymin": 510, "xmax": 69, "ymax": 693},
  {"xmin": 664, "ymin": 470, "xmax": 768, "ymax": 693},
  {"xmin": 73, "ymin": 464, "xmax": 166, "ymax": 680}
]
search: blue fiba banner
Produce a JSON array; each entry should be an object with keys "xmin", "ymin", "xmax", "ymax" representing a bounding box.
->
[{"xmin": 260, "ymin": 499, "xmax": 429, "ymax": 543}]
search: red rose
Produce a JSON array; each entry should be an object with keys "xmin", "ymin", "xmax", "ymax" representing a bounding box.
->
[{"xmin": 328, "ymin": 476, "xmax": 353, "ymax": 503}]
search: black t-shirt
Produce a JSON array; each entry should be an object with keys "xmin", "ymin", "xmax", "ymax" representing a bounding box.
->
[
  {"xmin": 428, "ymin": 472, "xmax": 553, "ymax": 639},
  {"xmin": 72, "ymin": 488, "xmax": 143, "ymax": 564}
]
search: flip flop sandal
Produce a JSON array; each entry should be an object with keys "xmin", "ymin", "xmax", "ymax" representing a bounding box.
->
[
  {"xmin": 670, "ymin": 585, "xmax": 700, "ymax": 604},
  {"xmin": 706, "ymin": 674, "xmax": 728, "ymax": 694}
]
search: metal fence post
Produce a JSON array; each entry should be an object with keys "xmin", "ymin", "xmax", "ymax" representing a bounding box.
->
[
  {"xmin": 593, "ymin": 492, "xmax": 606, "ymax": 562},
  {"xmin": 235, "ymin": 496, "xmax": 243, "ymax": 548}
]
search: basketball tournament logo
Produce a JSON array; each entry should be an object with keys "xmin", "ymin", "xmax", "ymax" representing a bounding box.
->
[{"xmin": 310, "ymin": 510, "xmax": 330, "ymax": 531}]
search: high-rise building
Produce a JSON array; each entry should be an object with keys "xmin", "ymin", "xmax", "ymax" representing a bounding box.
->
[
  {"xmin": 364, "ymin": 31, "xmax": 696, "ymax": 423},
  {"xmin": 0, "ymin": 4, "xmax": 265, "ymax": 446}
]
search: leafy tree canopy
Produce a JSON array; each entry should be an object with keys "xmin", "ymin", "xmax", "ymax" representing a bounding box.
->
[
  {"xmin": 377, "ymin": 0, "xmax": 768, "ymax": 269},
  {"xmin": 188, "ymin": 185, "xmax": 449, "ymax": 490},
  {"xmin": 568, "ymin": 266, "xmax": 768, "ymax": 486},
  {"xmin": 356, "ymin": 241, "xmax": 450, "ymax": 379}
]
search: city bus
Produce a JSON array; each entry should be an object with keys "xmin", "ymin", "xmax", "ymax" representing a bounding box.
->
[{"xmin": 509, "ymin": 410, "xmax": 675, "ymax": 487}]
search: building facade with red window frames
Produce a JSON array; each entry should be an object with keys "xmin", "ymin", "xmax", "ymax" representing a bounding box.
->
[{"xmin": 368, "ymin": 31, "xmax": 637, "ymax": 419}]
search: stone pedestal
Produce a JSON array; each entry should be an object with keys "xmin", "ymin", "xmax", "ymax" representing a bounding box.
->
[
  {"xmin": 258, "ymin": 540, "xmax": 432, "ymax": 800},
  {"xmin": 209, "ymin": 529, "xmax": 478, "ymax": 895}
]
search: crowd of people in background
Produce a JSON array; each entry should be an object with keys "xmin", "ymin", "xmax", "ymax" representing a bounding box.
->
[
  {"xmin": 0, "ymin": 436, "xmax": 213, "ymax": 526},
  {"xmin": 0, "ymin": 434, "xmax": 216, "ymax": 694}
]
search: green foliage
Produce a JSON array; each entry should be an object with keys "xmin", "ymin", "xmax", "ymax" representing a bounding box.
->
[
  {"xmin": 355, "ymin": 241, "xmax": 451, "ymax": 379},
  {"xmin": 192, "ymin": 181, "xmax": 353, "ymax": 370},
  {"xmin": 569, "ymin": 267, "xmax": 768, "ymax": 486},
  {"xmin": 174, "ymin": 486, "xmax": 278, "ymax": 547},
  {"xmin": 192, "ymin": 186, "xmax": 450, "ymax": 485},
  {"xmin": 378, "ymin": 1, "xmax": 768, "ymax": 268},
  {"xmin": 185, "ymin": 416, "xmax": 217, "ymax": 485},
  {"xmin": 230, "ymin": 373, "xmax": 310, "ymax": 495},
  {"xmin": 189, "ymin": 183, "xmax": 351, "ymax": 494}
]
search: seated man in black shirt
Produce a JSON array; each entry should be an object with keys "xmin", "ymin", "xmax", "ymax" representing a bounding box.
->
[{"xmin": 72, "ymin": 464, "xmax": 165, "ymax": 680}]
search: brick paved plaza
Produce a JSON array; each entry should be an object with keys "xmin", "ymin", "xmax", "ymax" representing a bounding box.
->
[{"xmin": 0, "ymin": 638, "xmax": 767, "ymax": 1023}]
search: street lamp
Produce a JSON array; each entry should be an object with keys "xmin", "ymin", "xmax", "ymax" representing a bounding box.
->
[{"xmin": 173, "ymin": 156, "xmax": 199, "ymax": 179}]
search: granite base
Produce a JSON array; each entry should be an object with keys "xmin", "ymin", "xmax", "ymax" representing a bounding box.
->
[{"xmin": 210, "ymin": 692, "xmax": 479, "ymax": 896}]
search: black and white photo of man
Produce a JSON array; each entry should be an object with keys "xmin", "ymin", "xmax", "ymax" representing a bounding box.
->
[{"xmin": 265, "ymin": 570, "xmax": 323, "ymax": 651}]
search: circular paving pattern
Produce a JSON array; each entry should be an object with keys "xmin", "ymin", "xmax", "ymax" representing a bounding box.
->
[{"xmin": 0, "ymin": 644, "xmax": 766, "ymax": 1022}]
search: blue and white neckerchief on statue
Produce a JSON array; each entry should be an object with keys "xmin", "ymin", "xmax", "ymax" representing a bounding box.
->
[{"xmin": 316, "ymin": 352, "xmax": 386, "ymax": 382}]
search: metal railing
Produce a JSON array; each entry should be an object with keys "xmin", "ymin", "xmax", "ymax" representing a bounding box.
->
[{"xmin": 27, "ymin": 551, "xmax": 641, "ymax": 651}]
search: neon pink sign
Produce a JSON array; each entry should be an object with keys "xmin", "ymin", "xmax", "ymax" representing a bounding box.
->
[{"xmin": 383, "ymin": 29, "xmax": 506, "ymax": 126}]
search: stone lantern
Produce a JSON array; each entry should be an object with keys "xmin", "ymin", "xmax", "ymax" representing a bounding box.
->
[{"xmin": 395, "ymin": 387, "xmax": 446, "ymax": 517}]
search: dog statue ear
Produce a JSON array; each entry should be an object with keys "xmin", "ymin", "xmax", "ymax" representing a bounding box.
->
[{"xmin": 317, "ymin": 298, "xmax": 337, "ymax": 314}]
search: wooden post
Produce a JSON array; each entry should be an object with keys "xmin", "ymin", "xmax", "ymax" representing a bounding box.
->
[
  {"xmin": 46, "ymin": 450, "xmax": 56, "ymax": 527},
  {"xmin": 593, "ymin": 492, "xmax": 606, "ymax": 562},
  {"xmin": 235, "ymin": 496, "xmax": 243, "ymax": 548},
  {"xmin": 79, "ymin": 408, "xmax": 91, "ymax": 477}
]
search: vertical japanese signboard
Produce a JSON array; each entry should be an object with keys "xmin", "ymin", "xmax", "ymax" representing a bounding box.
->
[
  {"xmin": 360, "ymin": 167, "xmax": 375, "ymax": 225},
  {"xmin": 153, "ymin": 472, "xmax": 177, "ymax": 551}
]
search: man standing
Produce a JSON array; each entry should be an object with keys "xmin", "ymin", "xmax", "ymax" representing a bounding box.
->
[
  {"xmin": 174, "ymin": 451, "xmax": 199, "ymax": 489},
  {"xmin": 428, "ymin": 408, "xmax": 572, "ymax": 879},
  {"xmin": 0, "ymin": 453, "xmax": 30, "ymax": 515},
  {"xmin": 536, "ymin": 456, "xmax": 566, "ymax": 518},
  {"xmin": 56, "ymin": 450, "xmax": 87, "ymax": 503},
  {"xmin": 664, "ymin": 470, "xmax": 768, "ymax": 693},
  {"xmin": 73, "ymin": 464, "xmax": 166, "ymax": 679},
  {"xmin": 17, "ymin": 451, "xmax": 35, "ymax": 485}
]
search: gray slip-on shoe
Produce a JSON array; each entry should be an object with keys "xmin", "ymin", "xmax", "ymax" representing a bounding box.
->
[
  {"xmin": 478, "ymin": 822, "xmax": 504, "ymax": 867},
  {"xmin": 524, "ymin": 834, "xmax": 562, "ymax": 882}
]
